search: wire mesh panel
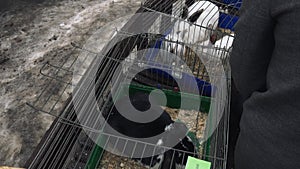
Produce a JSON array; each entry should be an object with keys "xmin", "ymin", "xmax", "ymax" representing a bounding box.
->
[{"xmin": 26, "ymin": 0, "xmax": 240, "ymax": 169}]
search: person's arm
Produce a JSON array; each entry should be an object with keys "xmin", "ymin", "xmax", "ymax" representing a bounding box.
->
[
  {"xmin": 231, "ymin": 1, "xmax": 300, "ymax": 169},
  {"xmin": 230, "ymin": 0, "xmax": 274, "ymax": 101}
]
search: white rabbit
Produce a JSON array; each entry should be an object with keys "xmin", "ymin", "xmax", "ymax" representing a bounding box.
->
[
  {"xmin": 194, "ymin": 33, "xmax": 232, "ymax": 61},
  {"xmin": 214, "ymin": 33, "xmax": 234, "ymax": 50},
  {"xmin": 164, "ymin": 20, "xmax": 187, "ymax": 56},
  {"xmin": 184, "ymin": 0, "xmax": 220, "ymax": 43},
  {"xmin": 166, "ymin": 1, "xmax": 219, "ymax": 54}
]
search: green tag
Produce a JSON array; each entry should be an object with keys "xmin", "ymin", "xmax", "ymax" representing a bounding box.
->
[{"xmin": 185, "ymin": 156, "xmax": 211, "ymax": 169}]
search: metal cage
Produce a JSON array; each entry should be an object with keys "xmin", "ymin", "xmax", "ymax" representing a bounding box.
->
[{"xmin": 26, "ymin": 0, "xmax": 241, "ymax": 169}]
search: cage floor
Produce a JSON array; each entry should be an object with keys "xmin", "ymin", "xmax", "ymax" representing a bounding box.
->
[
  {"xmin": 161, "ymin": 107, "xmax": 207, "ymax": 139},
  {"xmin": 99, "ymin": 151, "xmax": 147, "ymax": 169}
]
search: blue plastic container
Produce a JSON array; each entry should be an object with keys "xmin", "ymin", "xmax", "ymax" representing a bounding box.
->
[
  {"xmin": 143, "ymin": 35, "xmax": 214, "ymax": 97},
  {"xmin": 218, "ymin": 12, "xmax": 239, "ymax": 31}
]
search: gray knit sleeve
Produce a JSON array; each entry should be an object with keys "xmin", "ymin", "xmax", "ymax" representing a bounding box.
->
[{"xmin": 229, "ymin": 0, "xmax": 274, "ymax": 101}]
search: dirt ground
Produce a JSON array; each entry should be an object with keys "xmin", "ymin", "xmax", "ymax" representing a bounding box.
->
[{"xmin": 0, "ymin": 0, "xmax": 141, "ymax": 167}]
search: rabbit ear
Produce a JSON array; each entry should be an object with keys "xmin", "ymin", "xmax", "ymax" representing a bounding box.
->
[
  {"xmin": 181, "ymin": 5, "xmax": 189, "ymax": 19},
  {"xmin": 207, "ymin": 24, "xmax": 217, "ymax": 44},
  {"xmin": 210, "ymin": 34, "xmax": 218, "ymax": 44},
  {"xmin": 204, "ymin": 24, "xmax": 215, "ymax": 42},
  {"xmin": 187, "ymin": 9, "xmax": 204, "ymax": 23}
]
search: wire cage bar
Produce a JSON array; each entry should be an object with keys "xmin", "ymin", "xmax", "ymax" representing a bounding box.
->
[{"xmin": 26, "ymin": 0, "xmax": 239, "ymax": 169}]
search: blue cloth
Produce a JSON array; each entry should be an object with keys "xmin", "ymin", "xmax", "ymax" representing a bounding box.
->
[{"xmin": 230, "ymin": 0, "xmax": 300, "ymax": 168}]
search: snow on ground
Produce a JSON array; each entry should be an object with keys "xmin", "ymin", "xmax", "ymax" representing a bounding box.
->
[{"xmin": 0, "ymin": 0, "xmax": 141, "ymax": 166}]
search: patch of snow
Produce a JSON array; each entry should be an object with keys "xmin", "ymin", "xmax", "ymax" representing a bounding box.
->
[
  {"xmin": 0, "ymin": 40, "xmax": 11, "ymax": 50},
  {"xmin": 59, "ymin": 22, "xmax": 71, "ymax": 30},
  {"xmin": 0, "ymin": 77, "xmax": 17, "ymax": 84},
  {"xmin": 0, "ymin": 94, "xmax": 14, "ymax": 111},
  {"xmin": 0, "ymin": 116, "xmax": 22, "ymax": 165}
]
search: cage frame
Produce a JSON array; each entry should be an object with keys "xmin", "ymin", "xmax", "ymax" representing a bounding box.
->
[{"xmin": 25, "ymin": 0, "xmax": 238, "ymax": 169}]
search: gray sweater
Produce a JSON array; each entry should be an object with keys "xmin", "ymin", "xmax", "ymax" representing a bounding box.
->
[{"xmin": 230, "ymin": 0, "xmax": 300, "ymax": 168}]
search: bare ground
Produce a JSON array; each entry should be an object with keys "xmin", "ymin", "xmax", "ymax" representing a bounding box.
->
[{"xmin": 0, "ymin": 0, "xmax": 141, "ymax": 166}]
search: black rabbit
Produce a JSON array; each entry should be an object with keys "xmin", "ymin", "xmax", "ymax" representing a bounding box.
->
[{"xmin": 103, "ymin": 92, "xmax": 198, "ymax": 168}]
